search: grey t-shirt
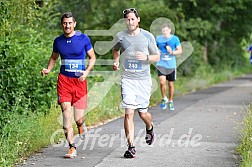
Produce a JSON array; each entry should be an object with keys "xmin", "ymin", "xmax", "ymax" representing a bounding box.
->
[{"xmin": 114, "ymin": 29, "xmax": 159, "ymax": 79}]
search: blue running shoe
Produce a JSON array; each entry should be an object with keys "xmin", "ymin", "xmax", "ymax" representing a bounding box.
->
[
  {"xmin": 168, "ymin": 101, "xmax": 175, "ymax": 111},
  {"xmin": 160, "ymin": 98, "xmax": 168, "ymax": 109}
]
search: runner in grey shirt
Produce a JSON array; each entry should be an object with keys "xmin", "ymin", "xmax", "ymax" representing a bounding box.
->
[
  {"xmin": 114, "ymin": 29, "xmax": 158, "ymax": 79},
  {"xmin": 112, "ymin": 8, "xmax": 160, "ymax": 158}
]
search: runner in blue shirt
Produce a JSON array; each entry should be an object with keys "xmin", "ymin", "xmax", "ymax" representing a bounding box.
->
[
  {"xmin": 41, "ymin": 12, "xmax": 96, "ymax": 158},
  {"xmin": 247, "ymin": 44, "xmax": 252, "ymax": 64},
  {"xmin": 156, "ymin": 23, "xmax": 182, "ymax": 110}
]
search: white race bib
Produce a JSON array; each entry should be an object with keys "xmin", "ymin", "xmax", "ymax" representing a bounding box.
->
[
  {"xmin": 63, "ymin": 59, "xmax": 83, "ymax": 72},
  {"xmin": 124, "ymin": 59, "xmax": 143, "ymax": 72}
]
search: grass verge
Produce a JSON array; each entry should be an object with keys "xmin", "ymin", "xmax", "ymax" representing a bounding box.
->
[
  {"xmin": 237, "ymin": 103, "xmax": 252, "ymax": 167},
  {"xmin": 0, "ymin": 104, "xmax": 62, "ymax": 166}
]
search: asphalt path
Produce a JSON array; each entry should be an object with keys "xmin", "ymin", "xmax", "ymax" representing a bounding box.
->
[{"xmin": 18, "ymin": 73, "xmax": 252, "ymax": 167}]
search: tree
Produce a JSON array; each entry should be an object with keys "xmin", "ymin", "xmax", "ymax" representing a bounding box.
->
[
  {"xmin": 0, "ymin": 0, "xmax": 61, "ymax": 116},
  {"xmin": 168, "ymin": 0, "xmax": 252, "ymax": 68}
]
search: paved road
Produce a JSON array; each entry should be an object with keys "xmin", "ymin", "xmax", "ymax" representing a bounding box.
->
[{"xmin": 19, "ymin": 74, "xmax": 252, "ymax": 167}]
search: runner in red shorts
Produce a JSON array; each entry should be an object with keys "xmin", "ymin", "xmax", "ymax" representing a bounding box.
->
[{"xmin": 41, "ymin": 12, "xmax": 96, "ymax": 158}]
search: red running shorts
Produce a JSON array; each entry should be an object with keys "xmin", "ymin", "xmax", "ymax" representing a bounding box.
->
[{"xmin": 57, "ymin": 73, "xmax": 87, "ymax": 109}]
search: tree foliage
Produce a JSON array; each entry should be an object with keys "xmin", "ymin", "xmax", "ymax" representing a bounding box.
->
[
  {"xmin": 57, "ymin": 0, "xmax": 251, "ymax": 70},
  {"xmin": 0, "ymin": 0, "xmax": 61, "ymax": 128},
  {"xmin": 169, "ymin": 0, "xmax": 252, "ymax": 68}
]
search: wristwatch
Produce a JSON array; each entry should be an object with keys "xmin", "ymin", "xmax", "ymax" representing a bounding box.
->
[{"xmin": 146, "ymin": 55, "xmax": 149, "ymax": 61}]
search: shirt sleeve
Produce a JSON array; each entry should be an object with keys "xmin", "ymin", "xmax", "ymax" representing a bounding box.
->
[
  {"xmin": 148, "ymin": 33, "xmax": 159, "ymax": 55},
  {"xmin": 53, "ymin": 38, "xmax": 59, "ymax": 53},
  {"xmin": 84, "ymin": 35, "xmax": 93, "ymax": 51},
  {"xmin": 113, "ymin": 33, "xmax": 121, "ymax": 51},
  {"xmin": 249, "ymin": 45, "xmax": 252, "ymax": 51},
  {"xmin": 175, "ymin": 36, "xmax": 181, "ymax": 48}
]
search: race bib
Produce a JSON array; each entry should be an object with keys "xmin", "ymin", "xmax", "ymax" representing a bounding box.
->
[
  {"xmin": 64, "ymin": 59, "xmax": 83, "ymax": 72},
  {"xmin": 124, "ymin": 59, "xmax": 143, "ymax": 72}
]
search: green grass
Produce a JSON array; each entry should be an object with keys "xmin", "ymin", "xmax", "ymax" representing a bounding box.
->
[
  {"xmin": 0, "ymin": 104, "xmax": 63, "ymax": 167},
  {"xmin": 1, "ymin": 65, "xmax": 252, "ymax": 167},
  {"xmin": 237, "ymin": 103, "xmax": 252, "ymax": 167},
  {"xmin": 85, "ymin": 84, "xmax": 124, "ymax": 126}
]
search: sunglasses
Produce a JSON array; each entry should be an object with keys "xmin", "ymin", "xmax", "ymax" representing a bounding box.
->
[{"xmin": 123, "ymin": 8, "xmax": 139, "ymax": 15}]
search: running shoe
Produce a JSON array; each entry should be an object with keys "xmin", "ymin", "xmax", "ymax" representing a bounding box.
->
[
  {"xmin": 160, "ymin": 98, "xmax": 168, "ymax": 110},
  {"xmin": 145, "ymin": 125, "xmax": 154, "ymax": 145},
  {"xmin": 65, "ymin": 147, "xmax": 77, "ymax": 158},
  {"xmin": 168, "ymin": 101, "xmax": 175, "ymax": 111},
  {"xmin": 124, "ymin": 146, "xmax": 136, "ymax": 158},
  {"xmin": 78, "ymin": 123, "xmax": 87, "ymax": 140}
]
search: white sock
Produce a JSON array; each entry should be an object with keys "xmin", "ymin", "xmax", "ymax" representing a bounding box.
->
[{"xmin": 162, "ymin": 97, "xmax": 168, "ymax": 100}]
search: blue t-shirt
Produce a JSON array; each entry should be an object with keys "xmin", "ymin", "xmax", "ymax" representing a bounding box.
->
[
  {"xmin": 156, "ymin": 35, "xmax": 181, "ymax": 69},
  {"xmin": 247, "ymin": 44, "xmax": 252, "ymax": 52},
  {"xmin": 247, "ymin": 44, "xmax": 252, "ymax": 64},
  {"xmin": 53, "ymin": 31, "xmax": 92, "ymax": 78}
]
